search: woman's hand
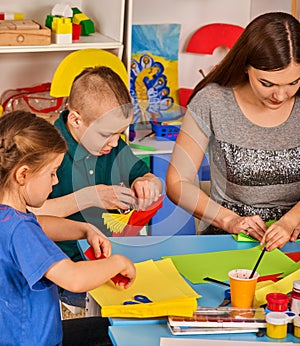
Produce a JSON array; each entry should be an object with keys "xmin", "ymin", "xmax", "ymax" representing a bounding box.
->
[
  {"xmin": 261, "ymin": 220, "xmax": 294, "ymax": 251},
  {"xmin": 290, "ymin": 223, "xmax": 300, "ymax": 242},
  {"xmin": 226, "ymin": 215, "xmax": 266, "ymax": 241}
]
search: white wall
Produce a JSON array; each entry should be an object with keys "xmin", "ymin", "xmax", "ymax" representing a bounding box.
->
[{"xmin": 132, "ymin": 0, "xmax": 293, "ymax": 90}]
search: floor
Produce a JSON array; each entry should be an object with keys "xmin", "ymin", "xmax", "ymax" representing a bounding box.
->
[{"xmin": 61, "ymin": 304, "xmax": 86, "ymax": 320}]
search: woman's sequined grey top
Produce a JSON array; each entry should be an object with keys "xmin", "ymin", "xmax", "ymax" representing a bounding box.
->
[{"xmin": 188, "ymin": 83, "xmax": 300, "ymax": 234}]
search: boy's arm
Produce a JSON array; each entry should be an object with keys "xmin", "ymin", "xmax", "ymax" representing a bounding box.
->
[{"xmin": 37, "ymin": 215, "xmax": 111, "ymax": 258}]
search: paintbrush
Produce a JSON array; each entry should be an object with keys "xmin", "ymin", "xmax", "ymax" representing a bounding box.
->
[{"xmin": 249, "ymin": 247, "xmax": 267, "ymax": 279}]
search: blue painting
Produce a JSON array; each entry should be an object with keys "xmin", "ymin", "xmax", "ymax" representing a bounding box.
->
[{"xmin": 130, "ymin": 24, "xmax": 182, "ymax": 129}]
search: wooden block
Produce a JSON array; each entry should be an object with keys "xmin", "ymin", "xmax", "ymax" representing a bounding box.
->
[
  {"xmin": 0, "ymin": 20, "xmax": 40, "ymax": 30},
  {"xmin": 0, "ymin": 21, "xmax": 51, "ymax": 46},
  {"xmin": 13, "ymin": 20, "xmax": 40, "ymax": 30}
]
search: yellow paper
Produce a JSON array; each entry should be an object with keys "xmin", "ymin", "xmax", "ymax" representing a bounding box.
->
[
  {"xmin": 89, "ymin": 259, "xmax": 199, "ymax": 318},
  {"xmin": 155, "ymin": 258, "xmax": 200, "ymax": 298},
  {"xmin": 102, "ymin": 210, "xmax": 134, "ymax": 233},
  {"xmin": 254, "ymin": 268, "xmax": 300, "ymax": 306},
  {"xmin": 102, "ymin": 296, "xmax": 197, "ymax": 318}
]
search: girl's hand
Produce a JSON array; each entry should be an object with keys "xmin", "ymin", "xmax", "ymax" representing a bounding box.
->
[
  {"xmin": 113, "ymin": 254, "xmax": 136, "ymax": 289},
  {"xmin": 85, "ymin": 223, "xmax": 111, "ymax": 258},
  {"xmin": 227, "ymin": 215, "xmax": 266, "ymax": 241}
]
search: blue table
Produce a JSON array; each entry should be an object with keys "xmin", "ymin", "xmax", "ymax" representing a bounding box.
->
[{"xmin": 79, "ymin": 235, "xmax": 300, "ymax": 345}]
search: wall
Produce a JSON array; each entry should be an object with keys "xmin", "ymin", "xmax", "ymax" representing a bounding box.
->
[{"xmin": 132, "ymin": 0, "xmax": 293, "ymax": 91}]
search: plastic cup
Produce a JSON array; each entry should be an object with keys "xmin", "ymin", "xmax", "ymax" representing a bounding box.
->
[{"xmin": 228, "ymin": 269, "xmax": 259, "ymax": 308}]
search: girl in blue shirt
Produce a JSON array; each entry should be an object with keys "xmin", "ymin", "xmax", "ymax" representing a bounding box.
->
[{"xmin": 0, "ymin": 111, "xmax": 136, "ymax": 345}]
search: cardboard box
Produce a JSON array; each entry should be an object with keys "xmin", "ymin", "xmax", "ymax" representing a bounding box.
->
[{"xmin": 0, "ymin": 20, "xmax": 51, "ymax": 46}]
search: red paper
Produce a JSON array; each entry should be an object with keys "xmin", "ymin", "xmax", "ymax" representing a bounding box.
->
[
  {"xmin": 84, "ymin": 247, "xmax": 129, "ymax": 285},
  {"xmin": 112, "ymin": 195, "xmax": 164, "ymax": 237}
]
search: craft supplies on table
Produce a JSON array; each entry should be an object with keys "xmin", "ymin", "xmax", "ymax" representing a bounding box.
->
[
  {"xmin": 167, "ymin": 307, "xmax": 266, "ymax": 335},
  {"xmin": 293, "ymin": 316, "xmax": 300, "ymax": 338},
  {"xmin": 150, "ymin": 120, "xmax": 181, "ymax": 141},
  {"xmin": 291, "ymin": 280, "xmax": 300, "ymax": 315},
  {"xmin": 266, "ymin": 312, "xmax": 289, "ymax": 339},
  {"xmin": 266, "ymin": 293, "xmax": 290, "ymax": 312}
]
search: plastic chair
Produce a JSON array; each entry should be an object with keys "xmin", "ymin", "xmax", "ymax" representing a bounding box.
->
[{"xmin": 50, "ymin": 48, "xmax": 128, "ymax": 98}]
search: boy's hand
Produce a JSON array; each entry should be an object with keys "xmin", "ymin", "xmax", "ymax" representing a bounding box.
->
[
  {"xmin": 85, "ymin": 223, "xmax": 111, "ymax": 258},
  {"xmin": 94, "ymin": 184, "xmax": 137, "ymax": 211},
  {"xmin": 131, "ymin": 173, "xmax": 162, "ymax": 210}
]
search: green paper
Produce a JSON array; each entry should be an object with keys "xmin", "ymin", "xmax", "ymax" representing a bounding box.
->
[
  {"xmin": 232, "ymin": 233, "xmax": 257, "ymax": 242},
  {"xmin": 130, "ymin": 143, "xmax": 156, "ymax": 151},
  {"xmin": 162, "ymin": 246, "xmax": 294, "ymax": 284},
  {"xmin": 233, "ymin": 220, "xmax": 300, "ymax": 243}
]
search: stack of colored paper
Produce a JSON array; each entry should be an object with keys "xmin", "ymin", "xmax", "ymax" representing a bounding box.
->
[{"xmin": 89, "ymin": 258, "xmax": 199, "ymax": 318}]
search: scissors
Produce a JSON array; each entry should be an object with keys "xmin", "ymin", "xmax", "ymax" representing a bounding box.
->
[
  {"xmin": 219, "ymin": 289, "xmax": 231, "ymax": 307},
  {"xmin": 123, "ymin": 294, "xmax": 152, "ymax": 305}
]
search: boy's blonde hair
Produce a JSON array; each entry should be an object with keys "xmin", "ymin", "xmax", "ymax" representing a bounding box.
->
[
  {"xmin": 0, "ymin": 111, "xmax": 67, "ymax": 190},
  {"xmin": 68, "ymin": 66, "xmax": 133, "ymax": 124}
]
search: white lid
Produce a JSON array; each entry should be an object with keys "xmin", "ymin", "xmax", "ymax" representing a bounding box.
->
[
  {"xmin": 266, "ymin": 312, "xmax": 288, "ymax": 325},
  {"xmin": 293, "ymin": 280, "xmax": 300, "ymax": 290}
]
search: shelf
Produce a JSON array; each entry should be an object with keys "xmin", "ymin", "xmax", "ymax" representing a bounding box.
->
[{"xmin": 0, "ymin": 32, "xmax": 123, "ymax": 53}]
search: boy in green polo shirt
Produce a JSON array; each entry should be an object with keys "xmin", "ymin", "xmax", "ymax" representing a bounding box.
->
[{"xmin": 32, "ymin": 66, "xmax": 162, "ymax": 306}]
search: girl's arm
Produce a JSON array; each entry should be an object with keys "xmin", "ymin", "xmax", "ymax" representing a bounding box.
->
[
  {"xmin": 45, "ymin": 254, "xmax": 136, "ymax": 290},
  {"xmin": 166, "ymin": 112, "xmax": 266, "ymax": 238},
  {"xmin": 37, "ymin": 216, "xmax": 111, "ymax": 258},
  {"xmin": 30, "ymin": 184, "xmax": 139, "ymax": 217}
]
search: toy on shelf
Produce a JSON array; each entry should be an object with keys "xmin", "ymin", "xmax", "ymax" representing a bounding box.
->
[
  {"xmin": 0, "ymin": 19, "xmax": 50, "ymax": 46},
  {"xmin": 51, "ymin": 17, "xmax": 72, "ymax": 44},
  {"xmin": 72, "ymin": 7, "xmax": 95, "ymax": 36},
  {"xmin": 0, "ymin": 12, "xmax": 24, "ymax": 20},
  {"xmin": 46, "ymin": 5, "xmax": 94, "ymax": 43},
  {"xmin": 51, "ymin": 3, "xmax": 73, "ymax": 18}
]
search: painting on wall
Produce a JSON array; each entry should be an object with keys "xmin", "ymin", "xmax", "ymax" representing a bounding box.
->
[{"xmin": 130, "ymin": 23, "xmax": 182, "ymax": 130}]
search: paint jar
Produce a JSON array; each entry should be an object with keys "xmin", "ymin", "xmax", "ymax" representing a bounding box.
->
[
  {"xmin": 285, "ymin": 311, "xmax": 296, "ymax": 334},
  {"xmin": 291, "ymin": 280, "xmax": 300, "ymax": 315},
  {"xmin": 266, "ymin": 293, "xmax": 290, "ymax": 312},
  {"xmin": 294, "ymin": 316, "xmax": 300, "ymax": 338},
  {"xmin": 266, "ymin": 312, "xmax": 288, "ymax": 339}
]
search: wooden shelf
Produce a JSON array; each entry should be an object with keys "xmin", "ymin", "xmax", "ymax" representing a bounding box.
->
[{"xmin": 0, "ymin": 32, "xmax": 123, "ymax": 53}]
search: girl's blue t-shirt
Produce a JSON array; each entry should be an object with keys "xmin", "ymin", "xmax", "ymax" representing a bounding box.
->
[{"xmin": 0, "ymin": 205, "xmax": 68, "ymax": 346}]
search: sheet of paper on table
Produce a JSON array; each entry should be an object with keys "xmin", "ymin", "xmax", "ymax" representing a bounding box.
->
[{"xmin": 159, "ymin": 337, "xmax": 294, "ymax": 346}]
